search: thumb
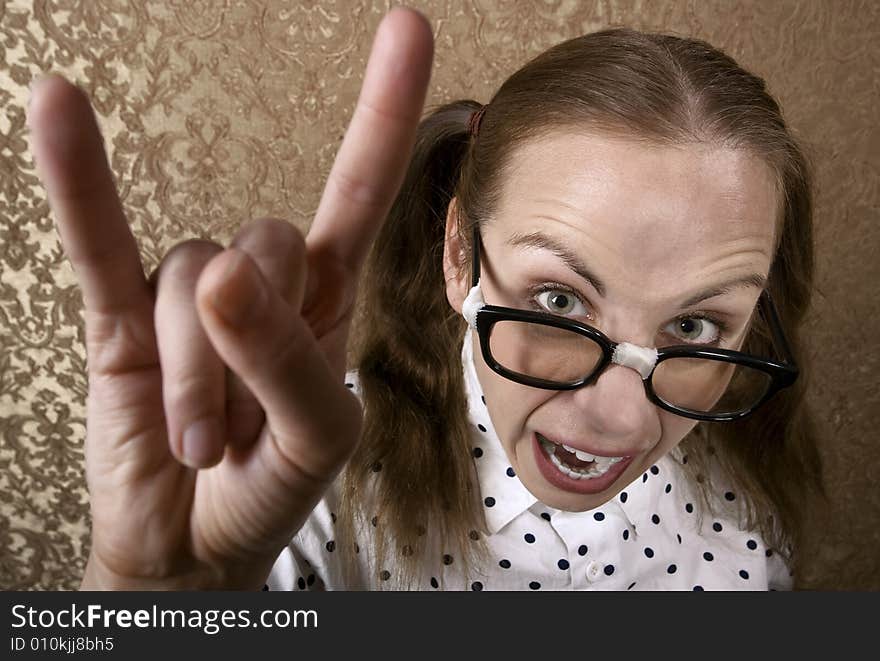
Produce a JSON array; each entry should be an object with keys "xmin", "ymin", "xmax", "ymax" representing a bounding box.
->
[{"xmin": 195, "ymin": 247, "xmax": 361, "ymax": 481}]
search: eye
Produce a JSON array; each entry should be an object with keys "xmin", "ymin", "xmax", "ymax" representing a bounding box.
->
[
  {"xmin": 533, "ymin": 285, "xmax": 589, "ymax": 317},
  {"xmin": 664, "ymin": 314, "xmax": 729, "ymax": 346}
]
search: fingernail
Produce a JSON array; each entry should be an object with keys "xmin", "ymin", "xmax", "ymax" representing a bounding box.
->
[
  {"xmin": 182, "ymin": 417, "xmax": 222, "ymax": 468},
  {"xmin": 211, "ymin": 249, "xmax": 266, "ymax": 327}
]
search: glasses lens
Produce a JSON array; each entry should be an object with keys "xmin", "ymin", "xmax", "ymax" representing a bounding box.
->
[
  {"xmin": 652, "ymin": 356, "xmax": 772, "ymax": 416},
  {"xmin": 488, "ymin": 320, "xmax": 604, "ymax": 386}
]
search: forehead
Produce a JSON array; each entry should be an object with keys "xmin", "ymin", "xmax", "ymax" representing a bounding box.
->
[{"xmin": 490, "ymin": 130, "xmax": 778, "ymax": 276}]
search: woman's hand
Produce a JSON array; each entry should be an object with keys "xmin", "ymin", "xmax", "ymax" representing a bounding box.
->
[{"xmin": 27, "ymin": 8, "xmax": 433, "ymax": 590}]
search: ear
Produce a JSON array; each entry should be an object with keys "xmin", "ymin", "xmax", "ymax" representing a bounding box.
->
[{"xmin": 443, "ymin": 196, "xmax": 470, "ymax": 315}]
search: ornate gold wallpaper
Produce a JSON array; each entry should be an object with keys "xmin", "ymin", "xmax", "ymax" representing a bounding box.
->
[{"xmin": 1, "ymin": 1, "xmax": 878, "ymax": 590}]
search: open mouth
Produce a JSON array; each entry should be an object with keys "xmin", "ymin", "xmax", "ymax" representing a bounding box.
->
[
  {"xmin": 536, "ymin": 432, "xmax": 627, "ymax": 480},
  {"xmin": 536, "ymin": 432, "xmax": 626, "ymax": 480}
]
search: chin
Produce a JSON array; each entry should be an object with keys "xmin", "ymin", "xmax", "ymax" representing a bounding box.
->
[{"xmin": 545, "ymin": 488, "xmax": 618, "ymax": 513}]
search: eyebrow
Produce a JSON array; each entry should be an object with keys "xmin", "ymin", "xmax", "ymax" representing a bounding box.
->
[{"xmin": 505, "ymin": 230, "xmax": 767, "ymax": 308}]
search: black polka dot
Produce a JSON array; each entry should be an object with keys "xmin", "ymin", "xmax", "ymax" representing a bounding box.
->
[
  {"xmin": 262, "ymin": 584, "xmax": 269, "ymax": 591},
  {"xmin": 325, "ymin": 540, "xmax": 335, "ymax": 552},
  {"xmin": 622, "ymin": 529, "xmax": 630, "ymax": 541},
  {"xmin": 430, "ymin": 577, "xmax": 438, "ymax": 588},
  {"xmin": 481, "ymin": 395, "xmax": 486, "ymax": 405},
  {"xmin": 642, "ymin": 473, "xmax": 648, "ymax": 483},
  {"xmin": 682, "ymin": 454, "xmax": 688, "ymax": 464},
  {"xmin": 443, "ymin": 554, "xmax": 454, "ymax": 565},
  {"xmin": 401, "ymin": 545, "xmax": 413, "ymax": 557},
  {"xmin": 345, "ymin": 382, "xmax": 354, "ymax": 388},
  {"xmin": 529, "ymin": 581, "xmax": 541, "ymax": 590},
  {"xmin": 651, "ymin": 514, "xmax": 660, "ymax": 525},
  {"xmin": 644, "ymin": 547, "xmax": 654, "ymax": 558},
  {"xmin": 703, "ymin": 552, "xmax": 714, "ymax": 561},
  {"xmin": 650, "ymin": 465, "xmax": 659, "ymax": 475},
  {"xmin": 712, "ymin": 522, "xmax": 723, "ymax": 533},
  {"xmin": 472, "ymin": 447, "xmax": 483, "ymax": 458},
  {"xmin": 297, "ymin": 577, "xmax": 306, "ymax": 589},
  {"xmin": 371, "ymin": 461, "xmax": 382, "ymax": 472},
  {"xmin": 541, "ymin": 512, "xmax": 551, "ymax": 521},
  {"xmin": 524, "ymin": 533, "xmax": 536, "ymax": 544},
  {"xmin": 499, "ymin": 559, "xmax": 511, "ymax": 569},
  {"xmin": 477, "ymin": 424, "xmax": 487, "ymax": 432},
  {"xmin": 620, "ymin": 491, "xmax": 628, "ymax": 503},
  {"xmin": 724, "ymin": 491, "xmax": 736, "ymax": 501},
  {"xmin": 578, "ymin": 545, "xmax": 588, "ymax": 556},
  {"xmin": 468, "ymin": 530, "xmax": 480, "ymax": 541},
  {"xmin": 739, "ymin": 570, "xmax": 750, "ymax": 580},
  {"xmin": 471, "ymin": 581, "xmax": 483, "ymax": 591},
  {"xmin": 354, "ymin": 544, "xmax": 360, "ymax": 554},
  {"xmin": 371, "ymin": 516, "xmax": 378, "ymax": 527},
  {"xmin": 380, "ymin": 570, "xmax": 391, "ymax": 581},
  {"xmin": 685, "ymin": 503, "xmax": 694, "ymax": 514},
  {"xmin": 593, "ymin": 512, "xmax": 605, "ymax": 521},
  {"xmin": 693, "ymin": 585, "xmax": 704, "ymax": 591},
  {"xmin": 307, "ymin": 574, "xmax": 315, "ymax": 586},
  {"xmin": 484, "ymin": 496, "xmax": 495, "ymax": 507},
  {"xmin": 665, "ymin": 483, "xmax": 672, "ymax": 494},
  {"xmin": 747, "ymin": 539, "xmax": 758, "ymax": 550},
  {"xmin": 627, "ymin": 582, "xmax": 637, "ymax": 590},
  {"xmin": 558, "ymin": 559, "xmax": 570, "ymax": 570},
  {"xmin": 667, "ymin": 564, "xmax": 677, "ymax": 574},
  {"xmin": 604, "ymin": 565, "xmax": 615, "ymax": 576},
  {"xmin": 330, "ymin": 512, "xmax": 337, "ymax": 523},
  {"xmin": 506, "ymin": 467, "xmax": 516, "ymax": 477},
  {"xmin": 677, "ymin": 534, "xmax": 682, "ymax": 544},
  {"xmin": 765, "ymin": 549, "xmax": 773, "ymax": 558}
]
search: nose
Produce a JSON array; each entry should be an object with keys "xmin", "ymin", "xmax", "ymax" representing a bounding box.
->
[{"xmin": 565, "ymin": 349, "xmax": 660, "ymax": 450}]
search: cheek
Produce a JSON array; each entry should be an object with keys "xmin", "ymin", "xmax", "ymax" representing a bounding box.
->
[
  {"xmin": 655, "ymin": 411, "xmax": 700, "ymax": 456},
  {"xmin": 474, "ymin": 352, "xmax": 547, "ymax": 433}
]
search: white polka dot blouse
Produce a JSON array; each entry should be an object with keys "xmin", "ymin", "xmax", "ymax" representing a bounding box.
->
[{"xmin": 265, "ymin": 328, "xmax": 793, "ymax": 591}]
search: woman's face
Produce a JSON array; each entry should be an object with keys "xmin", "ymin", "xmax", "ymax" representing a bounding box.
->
[{"xmin": 444, "ymin": 129, "xmax": 778, "ymax": 512}]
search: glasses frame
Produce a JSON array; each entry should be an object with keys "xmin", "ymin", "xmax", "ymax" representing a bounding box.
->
[{"xmin": 469, "ymin": 226, "xmax": 799, "ymax": 422}]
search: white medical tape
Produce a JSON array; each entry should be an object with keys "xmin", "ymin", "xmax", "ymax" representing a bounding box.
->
[
  {"xmin": 461, "ymin": 279, "xmax": 486, "ymax": 331},
  {"xmin": 611, "ymin": 342, "xmax": 659, "ymax": 380}
]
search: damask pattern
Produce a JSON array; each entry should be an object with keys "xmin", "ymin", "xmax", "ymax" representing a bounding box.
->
[{"xmin": 0, "ymin": 0, "xmax": 877, "ymax": 589}]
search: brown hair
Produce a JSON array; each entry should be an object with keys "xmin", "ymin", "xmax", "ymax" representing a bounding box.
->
[{"xmin": 335, "ymin": 26, "xmax": 826, "ymax": 589}]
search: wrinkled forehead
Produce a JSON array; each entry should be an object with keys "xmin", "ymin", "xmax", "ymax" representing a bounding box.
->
[{"xmin": 488, "ymin": 130, "xmax": 779, "ymax": 265}]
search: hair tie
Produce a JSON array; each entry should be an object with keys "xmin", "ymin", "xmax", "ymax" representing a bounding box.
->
[{"xmin": 467, "ymin": 104, "xmax": 487, "ymax": 138}]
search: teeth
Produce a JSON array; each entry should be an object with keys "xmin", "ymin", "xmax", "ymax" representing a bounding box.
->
[
  {"xmin": 539, "ymin": 437, "xmax": 624, "ymax": 480},
  {"xmin": 562, "ymin": 444, "xmax": 596, "ymax": 461},
  {"xmin": 575, "ymin": 449, "xmax": 596, "ymax": 462}
]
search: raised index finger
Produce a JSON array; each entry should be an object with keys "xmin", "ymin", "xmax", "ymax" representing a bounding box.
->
[
  {"xmin": 306, "ymin": 7, "xmax": 434, "ymax": 272},
  {"xmin": 27, "ymin": 74, "xmax": 150, "ymax": 315}
]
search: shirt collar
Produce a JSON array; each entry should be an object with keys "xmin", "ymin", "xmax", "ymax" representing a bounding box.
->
[{"xmin": 462, "ymin": 326, "xmax": 667, "ymax": 536}]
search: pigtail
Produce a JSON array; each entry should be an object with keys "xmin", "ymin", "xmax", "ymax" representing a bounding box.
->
[{"xmin": 335, "ymin": 100, "xmax": 491, "ymax": 589}]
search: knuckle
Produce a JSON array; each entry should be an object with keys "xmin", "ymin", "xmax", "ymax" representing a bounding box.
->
[
  {"xmin": 328, "ymin": 167, "xmax": 388, "ymax": 210},
  {"xmin": 157, "ymin": 239, "xmax": 224, "ymax": 283},
  {"xmin": 234, "ymin": 217, "xmax": 305, "ymax": 255},
  {"xmin": 163, "ymin": 371, "xmax": 221, "ymax": 422},
  {"xmin": 232, "ymin": 218, "xmax": 307, "ymax": 299}
]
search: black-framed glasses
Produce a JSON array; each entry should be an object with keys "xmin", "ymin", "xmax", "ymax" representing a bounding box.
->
[{"xmin": 465, "ymin": 226, "xmax": 798, "ymax": 422}]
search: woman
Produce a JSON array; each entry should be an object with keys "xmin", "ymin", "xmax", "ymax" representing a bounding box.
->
[{"xmin": 28, "ymin": 8, "xmax": 822, "ymax": 590}]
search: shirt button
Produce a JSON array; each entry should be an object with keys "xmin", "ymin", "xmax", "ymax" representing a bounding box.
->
[{"xmin": 586, "ymin": 561, "xmax": 604, "ymax": 582}]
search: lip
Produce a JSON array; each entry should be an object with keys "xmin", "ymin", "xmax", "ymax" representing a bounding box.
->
[
  {"xmin": 535, "ymin": 431, "xmax": 639, "ymax": 459},
  {"xmin": 533, "ymin": 432, "xmax": 635, "ymax": 495}
]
